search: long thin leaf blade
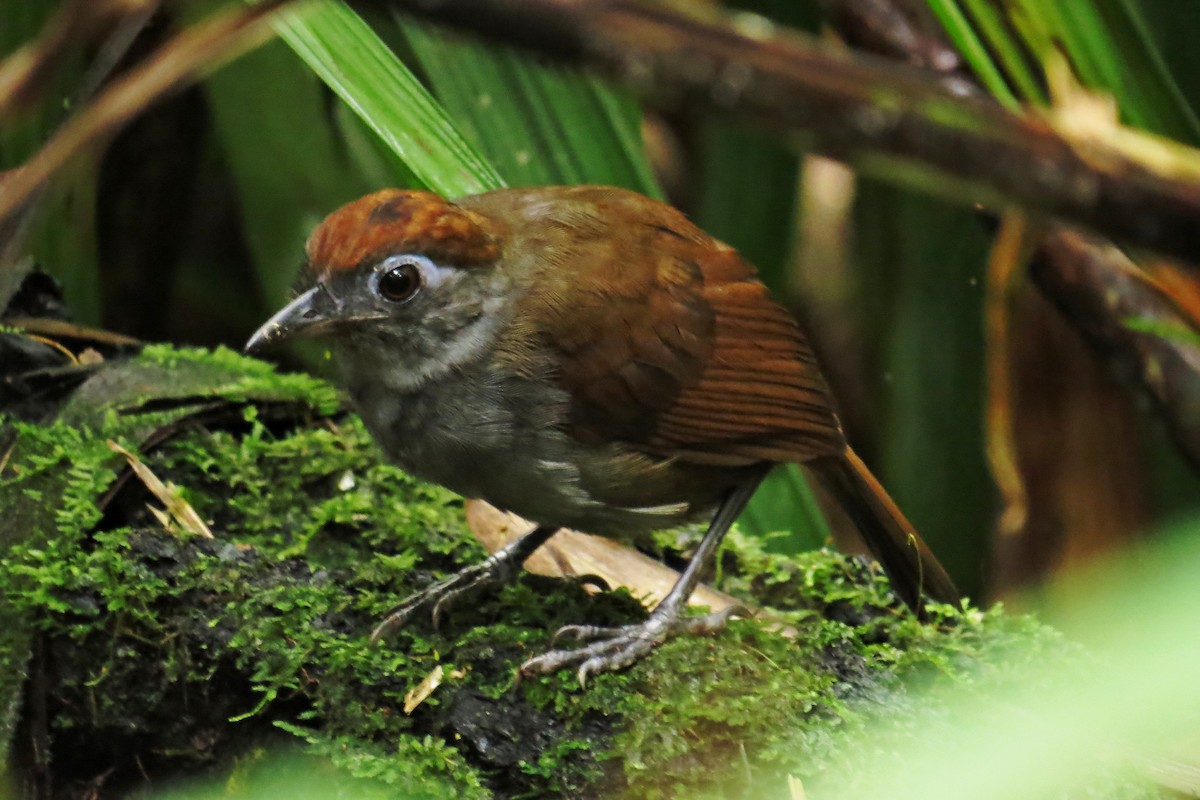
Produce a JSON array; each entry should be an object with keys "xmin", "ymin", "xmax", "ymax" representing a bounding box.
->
[
  {"xmin": 398, "ymin": 18, "xmax": 660, "ymax": 194},
  {"xmin": 274, "ymin": 0, "xmax": 503, "ymax": 197},
  {"xmin": 923, "ymin": 0, "xmax": 1021, "ymax": 107},
  {"xmin": 943, "ymin": 0, "xmax": 1200, "ymax": 143}
]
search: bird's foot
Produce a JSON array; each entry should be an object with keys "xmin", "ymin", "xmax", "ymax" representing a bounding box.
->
[
  {"xmin": 518, "ymin": 604, "xmax": 747, "ymax": 688},
  {"xmin": 370, "ymin": 525, "xmax": 560, "ymax": 643},
  {"xmin": 370, "ymin": 553, "xmax": 518, "ymax": 643}
]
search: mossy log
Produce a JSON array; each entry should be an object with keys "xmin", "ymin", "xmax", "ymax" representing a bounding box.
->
[{"xmin": 0, "ymin": 342, "xmax": 1146, "ymax": 799}]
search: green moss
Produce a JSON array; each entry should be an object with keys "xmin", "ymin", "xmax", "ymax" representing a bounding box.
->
[
  {"xmin": 135, "ymin": 344, "xmax": 342, "ymax": 416},
  {"xmin": 0, "ymin": 345, "xmax": 1165, "ymax": 798},
  {"xmin": 4, "ymin": 347, "xmax": 607, "ymax": 795}
]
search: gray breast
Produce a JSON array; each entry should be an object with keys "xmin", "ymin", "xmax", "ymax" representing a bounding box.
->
[{"xmin": 346, "ymin": 357, "xmax": 700, "ymax": 537}]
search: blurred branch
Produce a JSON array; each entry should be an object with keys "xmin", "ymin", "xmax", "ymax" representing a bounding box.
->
[
  {"xmin": 0, "ymin": 0, "xmax": 159, "ymax": 120},
  {"xmin": 815, "ymin": 0, "xmax": 1200, "ymax": 471},
  {"xmin": 0, "ymin": 0, "xmax": 158, "ymax": 278},
  {"xmin": 1033, "ymin": 230, "xmax": 1200, "ymax": 469},
  {"xmin": 372, "ymin": 0, "xmax": 1200, "ymax": 266},
  {"xmin": 0, "ymin": 0, "xmax": 290, "ymax": 237},
  {"xmin": 813, "ymin": 0, "xmax": 966, "ymax": 80}
]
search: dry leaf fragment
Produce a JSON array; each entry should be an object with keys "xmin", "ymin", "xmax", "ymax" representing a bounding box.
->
[
  {"xmin": 106, "ymin": 439, "xmax": 214, "ymax": 538},
  {"xmin": 465, "ymin": 500, "xmax": 798, "ymax": 638},
  {"xmin": 78, "ymin": 348, "xmax": 104, "ymax": 365},
  {"xmin": 403, "ymin": 665, "xmax": 444, "ymax": 714},
  {"xmin": 465, "ymin": 500, "xmax": 744, "ymax": 613}
]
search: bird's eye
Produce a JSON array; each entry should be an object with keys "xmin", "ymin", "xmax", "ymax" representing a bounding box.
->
[{"xmin": 377, "ymin": 261, "xmax": 421, "ymax": 303}]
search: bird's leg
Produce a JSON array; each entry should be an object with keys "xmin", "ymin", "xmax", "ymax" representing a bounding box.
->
[
  {"xmin": 519, "ymin": 473, "xmax": 766, "ymax": 687},
  {"xmin": 371, "ymin": 524, "xmax": 559, "ymax": 641}
]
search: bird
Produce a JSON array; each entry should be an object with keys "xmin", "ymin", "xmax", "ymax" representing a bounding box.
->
[{"xmin": 245, "ymin": 184, "xmax": 960, "ymax": 686}]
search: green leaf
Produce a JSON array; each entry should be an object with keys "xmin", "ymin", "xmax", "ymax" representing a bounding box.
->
[
  {"xmin": 274, "ymin": 0, "xmax": 503, "ymax": 197},
  {"xmin": 1073, "ymin": 0, "xmax": 1200, "ymax": 142},
  {"xmin": 924, "ymin": 0, "xmax": 1023, "ymax": 107},
  {"xmin": 396, "ymin": 18, "xmax": 660, "ymax": 194},
  {"xmin": 931, "ymin": 0, "xmax": 1200, "ymax": 142},
  {"xmin": 858, "ymin": 184, "xmax": 993, "ymax": 597},
  {"xmin": 739, "ymin": 464, "xmax": 831, "ymax": 549},
  {"xmin": 693, "ymin": 120, "xmax": 798, "ymax": 286},
  {"xmin": 957, "ymin": 0, "xmax": 1046, "ymax": 104}
]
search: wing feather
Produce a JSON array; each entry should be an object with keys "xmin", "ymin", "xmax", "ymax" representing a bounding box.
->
[{"xmin": 469, "ymin": 185, "xmax": 846, "ymax": 466}]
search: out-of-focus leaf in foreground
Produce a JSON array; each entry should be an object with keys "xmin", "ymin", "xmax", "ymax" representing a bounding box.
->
[{"xmin": 811, "ymin": 516, "xmax": 1200, "ymax": 799}]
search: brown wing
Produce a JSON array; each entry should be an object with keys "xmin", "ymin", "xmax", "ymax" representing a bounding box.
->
[
  {"xmin": 481, "ymin": 186, "xmax": 846, "ymax": 467},
  {"xmin": 649, "ymin": 245, "xmax": 847, "ymax": 465}
]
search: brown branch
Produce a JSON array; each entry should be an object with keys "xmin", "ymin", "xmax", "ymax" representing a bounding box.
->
[
  {"xmin": 1032, "ymin": 230, "xmax": 1200, "ymax": 469},
  {"xmin": 374, "ymin": 0, "xmax": 1200, "ymax": 266},
  {"xmin": 985, "ymin": 215, "xmax": 1041, "ymax": 539},
  {"xmin": 0, "ymin": 1, "xmax": 159, "ymax": 276},
  {"xmin": 0, "ymin": 0, "xmax": 289, "ymax": 230},
  {"xmin": 814, "ymin": 0, "xmax": 964, "ymax": 77},
  {"xmin": 0, "ymin": 0, "xmax": 159, "ymax": 120},
  {"xmin": 813, "ymin": 0, "xmax": 1200, "ymax": 470}
]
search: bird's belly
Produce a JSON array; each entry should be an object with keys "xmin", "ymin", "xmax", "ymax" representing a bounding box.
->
[{"xmin": 349, "ymin": 373, "xmax": 712, "ymax": 537}]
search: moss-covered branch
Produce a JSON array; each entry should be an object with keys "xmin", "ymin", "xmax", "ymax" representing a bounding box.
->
[{"xmin": 0, "ymin": 343, "xmax": 1151, "ymax": 799}]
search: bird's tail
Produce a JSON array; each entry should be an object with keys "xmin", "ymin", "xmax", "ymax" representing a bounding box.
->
[{"xmin": 812, "ymin": 446, "xmax": 961, "ymax": 616}]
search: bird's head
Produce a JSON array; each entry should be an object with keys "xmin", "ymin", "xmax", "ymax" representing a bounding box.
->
[{"xmin": 245, "ymin": 190, "xmax": 514, "ymax": 382}]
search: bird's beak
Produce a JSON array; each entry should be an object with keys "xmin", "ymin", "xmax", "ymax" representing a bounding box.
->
[{"xmin": 245, "ymin": 286, "xmax": 333, "ymax": 354}]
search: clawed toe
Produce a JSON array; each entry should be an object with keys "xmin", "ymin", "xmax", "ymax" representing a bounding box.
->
[
  {"xmin": 368, "ymin": 598, "xmax": 424, "ymax": 644},
  {"xmin": 369, "ymin": 560, "xmax": 508, "ymax": 643},
  {"xmin": 370, "ymin": 525, "xmax": 560, "ymax": 643},
  {"xmin": 550, "ymin": 623, "xmax": 623, "ymax": 645},
  {"xmin": 574, "ymin": 573, "xmax": 612, "ymax": 593},
  {"xmin": 520, "ymin": 632, "xmax": 658, "ymax": 688},
  {"xmin": 520, "ymin": 605, "xmax": 748, "ymax": 688}
]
